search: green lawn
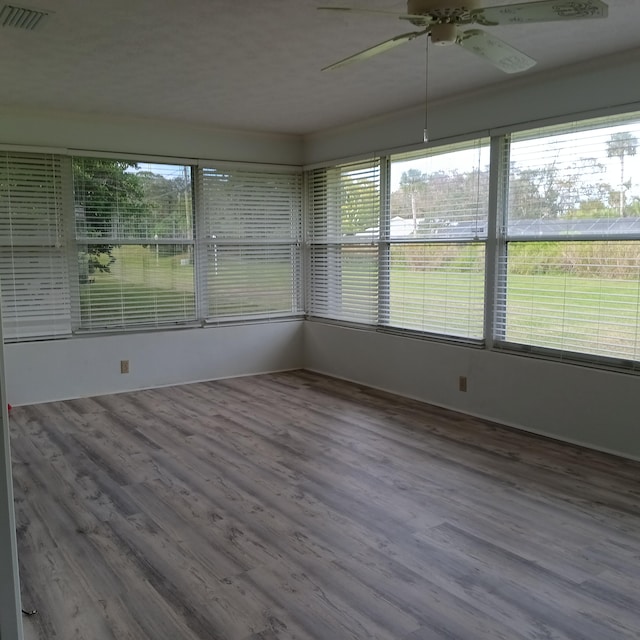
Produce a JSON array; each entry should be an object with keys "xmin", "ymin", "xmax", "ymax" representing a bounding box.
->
[
  {"xmin": 388, "ymin": 244, "xmax": 485, "ymax": 338},
  {"xmin": 80, "ymin": 245, "xmax": 640, "ymax": 361},
  {"xmin": 107, "ymin": 245, "xmax": 195, "ymax": 292},
  {"xmin": 80, "ymin": 245, "xmax": 296, "ymax": 327},
  {"xmin": 389, "ymin": 266, "xmax": 640, "ymax": 359},
  {"xmin": 504, "ymin": 271, "xmax": 640, "ymax": 360}
]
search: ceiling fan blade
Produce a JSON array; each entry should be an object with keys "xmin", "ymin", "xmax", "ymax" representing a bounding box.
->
[
  {"xmin": 473, "ymin": 0, "xmax": 608, "ymax": 26},
  {"xmin": 322, "ymin": 30, "xmax": 428, "ymax": 71},
  {"xmin": 318, "ymin": 6, "xmax": 432, "ymax": 23},
  {"xmin": 457, "ymin": 29, "xmax": 536, "ymax": 74}
]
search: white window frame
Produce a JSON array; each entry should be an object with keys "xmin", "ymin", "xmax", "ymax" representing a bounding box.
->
[
  {"xmin": 72, "ymin": 157, "xmax": 197, "ymax": 332},
  {"xmin": 492, "ymin": 113, "xmax": 640, "ymax": 370},
  {"xmin": 0, "ymin": 151, "xmax": 72, "ymax": 341},
  {"xmin": 307, "ymin": 158, "xmax": 382, "ymax": 326},
  {"xmin": 196, "ymin": 163, "xmax": 303, "ymax": 324},
  {"xmin": 382, "ymin": 139, "xmax": 490, "ymax": 342}
]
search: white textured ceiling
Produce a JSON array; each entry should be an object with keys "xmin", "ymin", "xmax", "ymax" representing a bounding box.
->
[{"xmin": 0, "ymin": 0, "xmax": 638, "ymax": 135}]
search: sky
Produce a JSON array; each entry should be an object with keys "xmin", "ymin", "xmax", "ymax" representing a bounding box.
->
[{"xmin": 389, "ymin": 118, "xmax": 640, "ymax": 200}]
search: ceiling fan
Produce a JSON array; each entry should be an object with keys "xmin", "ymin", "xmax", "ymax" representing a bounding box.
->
[{"xmin": 319, "ymin": 0, "xmax": 609, "ymax": 74}]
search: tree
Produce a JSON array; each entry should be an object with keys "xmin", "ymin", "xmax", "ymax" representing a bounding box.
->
[
  {"xmin": 398, "ymin": 169, "xmax": 427, "ymax": 233},
  {"xmin": 390, "ymin": 166, "xmax": 491, "ymax": 240},
  {"xmin": 508, "ymin": 157, "xmax": 608, "ymax": 220},
  {"xmin": 340, "ymin": 175, "xmax": 380, "ymax": 235},
  {"xmin": 73, "ymin": 158, "xmax": 150, "ymax": 277},
  {"xmin": 607, "ymin": 131, "xmax": 637, "ymax": 217},
  {"xmin": 137, "ymin": 170, "xmax": 192, "ymax": 239},
  {"xmin": 627, "ymin": 196, "xmax": 640, "ymax": 217}
]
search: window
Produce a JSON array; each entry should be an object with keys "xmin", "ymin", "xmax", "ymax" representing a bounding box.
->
[
  {"xmin": 73, "ymin": 158, "xmax": 196, "ymax": 331},
  {"xmin": 386, "ymin": 140, "xmax": 489, "ymax": 339},
  {"xmin": 1, "ymin": 153, "xmax": 303, "ymax": 341},
  {"xmin": 308, "ymin": 143, "xmax": 488, "ymax": 340},
  {"xmin": 198, "ymin": 166, "xmax": 302, "ymax": 321},
  {"xmin": 308, "ymin": 159, "xmax": 381, "ymax": 324},
  {"xmin": 0, "ymin": 152, "xmax": 71, "ymax": 341},
  {"xmin": 497, "ymin": 113, "xmax": 640, "ymax": 365},
  {"xmin": 2, "ymin": 107, "xmax": 640, "ymax": 372}
]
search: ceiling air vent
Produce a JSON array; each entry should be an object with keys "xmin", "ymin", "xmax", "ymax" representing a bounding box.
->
[{"xmin": 0, "ymin": 4, "xmax": 48, "ymax": 30}]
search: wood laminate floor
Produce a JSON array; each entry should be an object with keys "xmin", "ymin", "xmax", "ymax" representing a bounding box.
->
[{"xmin": 9, "ymin": 370, "xmax": 640, "ymax": 639}]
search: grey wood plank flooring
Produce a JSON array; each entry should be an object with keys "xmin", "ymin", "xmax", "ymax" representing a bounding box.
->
[{"xmin": 9, "ymin": 370, "xmax": 640, "ymax": 640}]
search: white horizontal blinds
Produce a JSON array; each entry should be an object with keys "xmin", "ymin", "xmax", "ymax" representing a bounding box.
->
[
  {"xmin": 507, "ymin": 113, "xmax": 640, "ymax": 235},
  {"xmin": 78, "ymin": 244, "xmax": 195, "ymax": 329},
  {"xmin": 206, "ymin": 245, "xmax": 298, "ymax": 319},
  {"xmin": 308, "ymin": 160, "xmax": 380, "ymax": 324},
  {"xmin": 0, "ymin": 152, "xmax": 71, "ymax": 340},
  {"xmin": 308, "ymin": 162, "xmax": 381, "ymax": 242},
  {"xmin": 499, "ymin": 111, "xmax": 640, "ymax": 364},
  {"xmin": 74, "ymin": 158, "xmax": 193, "ymax": 241},
  {"xmin": 308, "ymin": 244, "xmax": 379, "ymax": 322},
  {"xmin": 199, "ymin": 167, "xmax": 302, "ymax": 321},
  {"xmin": 384, "ymin": 140, "xmax": 489, "ymax": 339},
  {"xmin": 74, "ymin": 159, "xmax": 196, "ymax": 330},
  {"xmin": 499, "ymin": 242, "xmax": 640, "ymax": 361},
  {"xmin": 386, "ymin": 243, "xmax": 485, "ymax": 337},
  {"xmin": 390, "ymin": 140, "xmax": 489, "ymax": 239}
]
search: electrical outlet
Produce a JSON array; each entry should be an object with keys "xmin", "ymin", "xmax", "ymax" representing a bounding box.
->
[
  {"xmin": 459, "ymin": 375, "xmax": 467, "ymax": 392},
  {"xmin": 120, "ymin": 360, "xmax": 129, "ymax": 374}
]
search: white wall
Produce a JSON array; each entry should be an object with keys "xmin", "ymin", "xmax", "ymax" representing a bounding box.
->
[
  {"xmin": 0, "ymin": 291, "xmax": 24, "ymax": 640},
  {"xmin": 0, "ymin": 107, "xmax": 306, "ymax": 408},
  {"xmin": 304, "ymin": 322, "xmax": 640, "ymax": 461},
  {"xmin": 6, "ymin": 321, "xmax": 303, "ymax": 406},
  {"xmin": 0, "ymin": 106, "xmax": 303, "ymax": 165},
  {"xmin": 1, "ymin": 50, "xmax": 639, "ymax": 637},
  {"xmin": 300, "ymin": 48, "xmax": 640, "ymax": 461},
  {"xmin": 0, "ymin": 110, "xmax": 306, "ymax": 638},
  {"xmin": 303, "ymin": 48, "xmax": 640, "ymax": 165},
  {"xmin": 12, "ymin": 316, "xmax": 638, "ymax": 461},
  {"xmin": 1, "ymin": 48, "xmax": 638, "ymax": 451}
]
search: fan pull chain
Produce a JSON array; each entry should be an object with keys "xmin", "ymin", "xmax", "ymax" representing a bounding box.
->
[{"xmin": 423, "ymin": 35, "xmax": 430, "ymax": 143}]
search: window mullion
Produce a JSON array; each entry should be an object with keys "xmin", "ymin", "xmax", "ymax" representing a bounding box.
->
[
  {"xmin": 378, "ymin": 156, "xmax": 390, "ymax": 326},
  {"xmin": 193, "ymin": 166, "xmax": 208, "ymax": 321},
  {"xmin": 486, "ymin": 134, "xmax": 510, "ymax": 348},
  {"xmin": 61, "ymin": 155, "xmax": 82, "ymax": 332}
]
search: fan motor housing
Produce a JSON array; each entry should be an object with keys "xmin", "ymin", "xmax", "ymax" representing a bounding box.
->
[{"xmin": 430, "ymin": 22, "xmax": 458, "ymax": 45}]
